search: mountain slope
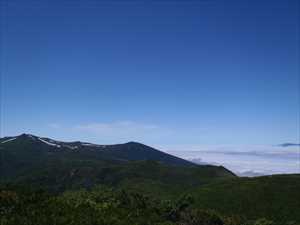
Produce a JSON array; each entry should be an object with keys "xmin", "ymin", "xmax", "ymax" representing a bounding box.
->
[
  {"xmin": 192, "ymin": 174, "xmax": 300, "ymax": 222},
  {"xmin": 0, "ymin": 134, "xmax": 235, "ymax": 190},
  {"xmin": 0, "ymin": 134, "xmax": 194, "ymax": 166},
  {"xmin": 1, "ymin": 134, "xmax": 299, "ymax": 223}
]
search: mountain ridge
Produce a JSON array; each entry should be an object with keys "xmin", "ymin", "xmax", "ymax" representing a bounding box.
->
[
  {"xmin": 278, "ymin": 143, "xmax": 300, "ymax": 147},
  {"xmin": 0, "ymin": 133, "xmax": 235, "ymax": 190},
  {"xmin": 0, "ymin": 133, "xmax": 197, "ymax": 167}
]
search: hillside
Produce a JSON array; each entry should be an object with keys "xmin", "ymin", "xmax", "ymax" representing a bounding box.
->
[
  {"xmin": 0, "ymin": 133, "xmax": 195, "ymax": 167},
  {"xmin": 1, "ymin": 134, "xmax": 299, "ymax": 224},
  {"xmin": 191, "ymin": 174, "xmax": 300, "ymax": 223},
  {"xmin": 1, "ymin": 174, "xmax": 300, "ymax": 225},
  {"xmin": 0, "ymin": 134, "xmax": 234, "ymax": 191}
]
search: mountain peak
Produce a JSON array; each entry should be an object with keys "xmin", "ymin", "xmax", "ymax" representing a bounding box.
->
[
  {"xmin": 1, "ymin": 133, "xmax": 199, "ymax": 167},
  {"xmin": 19, "ymin": 133, "xmax": 37, "ymax": 139},
  {"xmin": 279, "ymin": 143, "xmax": 300, "ymax": 147},
  {"xmin": 125, "ymin": 141, "xmax": 144, "ymax": 145}
]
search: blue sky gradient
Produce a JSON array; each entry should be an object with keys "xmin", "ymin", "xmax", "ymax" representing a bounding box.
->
[{"xmin": 1, "ymin": 0, "xmax": 299, "ymax": 151}]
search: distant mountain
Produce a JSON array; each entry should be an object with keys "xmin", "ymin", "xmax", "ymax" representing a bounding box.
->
[
  {"xmin": 0, "ymin": 133, "xmax": 195, "ymax": 166},
  {"xmin": 278, "ymin": 143, "xmax": 300, "ymax": 147},
  {"xmin": 0, "ymin": 134, "xmax": 235, "ymax": 190}
]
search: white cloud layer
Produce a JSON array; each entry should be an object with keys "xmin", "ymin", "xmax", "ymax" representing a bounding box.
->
[{"xmin": 160, "ymin": 144, "xmax": 300, "ymax": 176}]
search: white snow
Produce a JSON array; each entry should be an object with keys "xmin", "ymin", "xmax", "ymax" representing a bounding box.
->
[
  {"xmin": 81, "ymin": 143, "xmax": 106, "ymax": 148},
  {"xmin": 1, "ymin": 138, "xmax": 17, "ymax": 144},
  {"xmin": 38, "ymin": 138, "xmax": 61, "ymax": 148},
  {"xmin": 65, "ymin": 145, "xmax": 78, "ymax": 150},
  {"xmin": 81, "ymin": 143, "xmax": 95, "ymax": 146},
  {"xmin": 0, "ymin": 135, "xmax": 106, "ymax": 151}
]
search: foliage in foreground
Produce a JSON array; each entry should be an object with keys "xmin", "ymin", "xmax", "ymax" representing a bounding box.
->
[{"xmin": 0, "ymin": 186, "xmax": 298, "ymax": 225}]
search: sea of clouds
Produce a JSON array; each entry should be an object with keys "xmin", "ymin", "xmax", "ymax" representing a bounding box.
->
[{"xmin": 161, "ymin": 144, "xmax": 300, "ymax": 176}]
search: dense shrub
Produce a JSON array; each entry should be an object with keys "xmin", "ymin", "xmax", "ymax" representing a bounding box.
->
[{"xmin": 0, "ymin": 186, "xmax": 296, "ymax": 225}]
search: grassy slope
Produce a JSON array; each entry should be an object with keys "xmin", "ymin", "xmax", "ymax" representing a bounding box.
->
[
  {"xmin": 191, "ymin": 174, "xmax": 300, "ymax": 222},
  {"xmin": 9, "ymin": 160, "xmax": 235, "ymax": 194},
  {"xmin": 2, "ymin": 158, "xmax": 300, "ymax": 222},
  {"xmin": 8, "ymin": 160, "xmax": 300, "ymax": 222}
]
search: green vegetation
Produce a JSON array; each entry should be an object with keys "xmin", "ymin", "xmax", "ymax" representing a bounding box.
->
[
  {"xmin": 192, "ymin": 174, "xmax": 300, "ymax": 223},
  {"xmin": 0, "ymin": 134, "xmax": 234, "ymax": 193},
  {"xmin": 1, "ymin": 135, "xmax": 299, "ymax": 224},
  {"xmin": 10, "ymin": 160, "xmax": 233, "ymax": 195},
  {"xmin": 1, "ymin": 174, "xmax": 300, "ymax": 225},
  {"xmin": 1, "ymin": 183, "xmax": 299, "ymax": 225}
]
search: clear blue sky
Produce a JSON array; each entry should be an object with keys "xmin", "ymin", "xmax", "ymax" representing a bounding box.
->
[{"xmin": 1, "ymin": 0, "xmax": 299, "ymax": 146}]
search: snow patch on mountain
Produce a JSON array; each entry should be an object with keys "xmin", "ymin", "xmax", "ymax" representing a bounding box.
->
[
  {"xmin": 2, "ymin": 133, "xmax": 107, "ymax": 150},
  {"xmin": 81, "ymin": 143, "xmax": 106, "ymax": 148},
  {"xmin": 38, "ymin": 138, "xmax": 61, "ymax": 148},
  {"xmin": 64, "ymin": 145, "xmax": 79, "ymax": 150},
  {"xmin": 82, "ymin": 143, "xmax": 98, "ymax": 147},
  {"xmin": 1, "ymin": 138, "xmax": 17, "ymax": 144}
]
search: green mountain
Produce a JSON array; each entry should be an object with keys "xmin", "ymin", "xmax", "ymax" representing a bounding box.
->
[
  {"xmin": 0, "ymin": 134, "xmax": 234, "ymax": 191},
  {"xmin": 192, "ymin": 174, "xmax": 300, "ymax": 223},
  {"xmin": 0, "ymin": 133, "xmax": 195, "ymax": 167},
  {"xmin": 1, "ymin": 134, "xmax": 299, "ymax": 224},
  {"xmin": 2, "ymin": 174, "xmax": 300, "ymax": 225}
]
